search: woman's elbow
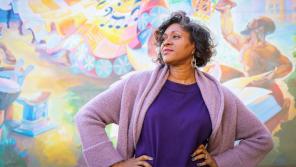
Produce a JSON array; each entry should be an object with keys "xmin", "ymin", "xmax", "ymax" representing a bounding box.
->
[
  {"xmin": 74, "ymin": 108, "xmax": 87, "ymax": 129},
  {"xmin": 265, "ymin": 134, "xmax": 274, "ymax": 153},
  {"xmin": 260, "ymin": 130, "xmax": 274, "ymax": 154}
]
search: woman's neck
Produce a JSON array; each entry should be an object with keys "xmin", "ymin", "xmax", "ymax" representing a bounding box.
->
[{"xmin": 168, "ymin": 65, "xmax": 196, "ymax": 85}]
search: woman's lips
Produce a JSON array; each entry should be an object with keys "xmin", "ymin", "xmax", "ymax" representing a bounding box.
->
[{"xmin": 162, "ymin": 48, "xmax": 174, "ymax": 55}]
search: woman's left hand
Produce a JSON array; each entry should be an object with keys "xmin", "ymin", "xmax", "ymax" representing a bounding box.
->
[{"xmin": 191, "ymin": 144, "xmax": 218, "ymax": 167}]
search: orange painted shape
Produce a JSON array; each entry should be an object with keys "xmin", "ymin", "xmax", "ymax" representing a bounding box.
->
[
  {"xmin": 64, "ymin": 0, "xmax": 81, "ymax": 6},
  {"xmin": 29, "ymin": 0, "xmax": 51, "ymax": 13},
  {"xmin": 41, "ymin": 0, "xmax": 59, "ymax": 10}
]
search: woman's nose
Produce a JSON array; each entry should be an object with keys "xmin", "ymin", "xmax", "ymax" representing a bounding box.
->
[{"xmin": 162, "ymin": 38, "xmax": 172, "ymax": 46}]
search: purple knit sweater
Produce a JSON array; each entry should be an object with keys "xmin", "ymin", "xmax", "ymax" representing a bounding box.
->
[{"xmin": 75, "ymin": 64, "xmax": 273, "ymax": 167}]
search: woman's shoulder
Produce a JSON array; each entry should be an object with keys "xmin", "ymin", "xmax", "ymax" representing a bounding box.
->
[
  {"xmin": 122, "ymin": 64, "xmax": 166, "ymax": 81},
  {"xmin": 110, "ymin": 64, "xmax": 164, "ymax": 91},
  {"xmin": 121, "ymin": 69, "xmax": 154, "ymax": 83},
  {"xmin": 109, "ymin": 69, "xmax": 155, "ymax": 92}
]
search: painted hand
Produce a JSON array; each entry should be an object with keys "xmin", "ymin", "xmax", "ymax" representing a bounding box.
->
[{"xmin": 216, "ymin": 0, "xmax": 237, "ymax": 12}]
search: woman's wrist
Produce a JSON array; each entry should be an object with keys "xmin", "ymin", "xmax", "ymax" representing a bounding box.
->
[{"xmin": 210, "ymin": 157, "xmax": 218, "ymax": 167}]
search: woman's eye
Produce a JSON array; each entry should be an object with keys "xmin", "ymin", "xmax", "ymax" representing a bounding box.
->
[
  {"xmin": 160, "ymin": 36, "xmax": 166, "ymax": 42},
  {"xmin": 173, "ymin": 35, "xmax": 180, "ymax": 39}
]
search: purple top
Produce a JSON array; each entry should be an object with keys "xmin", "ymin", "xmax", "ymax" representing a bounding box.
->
[{"xmin": 135, "ymin": 80, "xmax": 212, "ymax": 166}]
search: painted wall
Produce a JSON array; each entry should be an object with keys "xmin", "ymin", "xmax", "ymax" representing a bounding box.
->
[{"xmin": 0, "ymin": 0, "xmax": 295, "ymax": 166}]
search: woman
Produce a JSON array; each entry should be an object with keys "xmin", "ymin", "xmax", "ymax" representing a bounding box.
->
[{"xmin": 75, "ymin": 11, "xmax": 273, "ymax": 167}]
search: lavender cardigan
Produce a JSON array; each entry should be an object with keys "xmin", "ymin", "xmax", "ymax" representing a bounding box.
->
[{"xmin": 75, "ymin": 65, "xmax": 273, "ymax": 167}]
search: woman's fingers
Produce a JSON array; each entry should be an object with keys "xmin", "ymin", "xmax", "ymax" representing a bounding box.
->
[
  {"xmin": 136, "ymin": 155, "xmax": 153, "ymax": 161},
  {"xmin": 136, "ymin": 155, "xmax": 153, "ymax": 167},
  {"xmin": 191, "ymin": 144, "xmax": 205, "ymax": 157},
  {"xmin": 191, "ymin": 152, "xmax": 206, "ymax": 161},
  {"xmin": 136, "ymin": 161, "xmax": 152, "ymax": 167},
  {"xmin": 111, "ymin": 155, "xmax": 153, "ymax": 167},
  {"xmin": 196, "ymin": 161, "xmax": 207, "ymax": 167},
  {"xmin": 191, "ymin": 144, "xmax": 215, "ymax": 167}
]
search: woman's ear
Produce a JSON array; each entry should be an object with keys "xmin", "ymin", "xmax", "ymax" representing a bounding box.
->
[{"xmin": 191, "ymin": 48, "xmax": 196, "ymax": 55}]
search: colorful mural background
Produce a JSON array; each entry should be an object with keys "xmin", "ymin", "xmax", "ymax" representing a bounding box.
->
[{"xmin": 0, "ymin": 0, "xmax": 295, "ymax": 166}]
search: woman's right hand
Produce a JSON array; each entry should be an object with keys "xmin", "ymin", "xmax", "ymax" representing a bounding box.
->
[{"xmin": 111, "ymin": 155, "xmax": 153, "ymax": 167}]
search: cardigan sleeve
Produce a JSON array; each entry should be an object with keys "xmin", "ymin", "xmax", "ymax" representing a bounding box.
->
[
  {"xmin": 213, "ymin": 95, "xmax": 274, "ymax": 167},
  {"xmin": 75, "ymin": 79, "xmax": 128, "ymax": 167}
]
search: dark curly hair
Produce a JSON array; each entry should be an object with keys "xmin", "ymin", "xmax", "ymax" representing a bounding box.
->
[{"xmin": 154, "ymin": 11, "xmax": 215, "ymax": 67}]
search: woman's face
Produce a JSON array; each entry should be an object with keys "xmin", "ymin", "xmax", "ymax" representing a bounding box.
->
[{"xmin": 160, "ymin": 23, "xmax": 195, "ymax": 66}]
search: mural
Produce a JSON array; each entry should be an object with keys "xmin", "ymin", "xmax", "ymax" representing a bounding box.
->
[{"xmin": 0, "ymin": 0, "xmax": 295, "ymax": 166}]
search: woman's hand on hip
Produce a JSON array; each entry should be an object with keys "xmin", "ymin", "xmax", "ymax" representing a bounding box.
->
[
  {"xmin": 191, "ymin": 144, "xmax": 218, "ymax": 167},
  {"xmin": 111, "ymin": 155, "xmax": 153, "ymax": 167}
]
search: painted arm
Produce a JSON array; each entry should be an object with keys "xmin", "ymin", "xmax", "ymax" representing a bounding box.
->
[
  {"xmin": 257, "ymin": 48, "xmax": 293, "ymax": 82},
  {"xmin": 272, "ymin": 53, "xmax": 293, "ymax": 79},
  {"xmin": 216, "ymin": 0, "xmax": 246, "ymax": 51}
]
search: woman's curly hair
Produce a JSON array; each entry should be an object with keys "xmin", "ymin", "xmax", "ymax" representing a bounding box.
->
[{"xmin": 154, "ymin": 11, "xmax": 215, "ymax": 67}]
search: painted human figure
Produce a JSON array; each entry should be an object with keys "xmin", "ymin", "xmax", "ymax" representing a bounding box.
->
[{"xmin": 216, "ymin": 0, "xmax": 293, "ymax": 108}]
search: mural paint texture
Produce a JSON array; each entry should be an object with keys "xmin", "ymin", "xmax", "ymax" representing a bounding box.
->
[{"xmin": 0, "ymin": 0, "xmax": 295, "ymax": 166}]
